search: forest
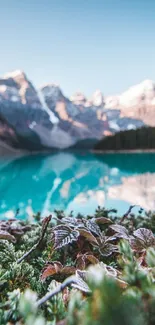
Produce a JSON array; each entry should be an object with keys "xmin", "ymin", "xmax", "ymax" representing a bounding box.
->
[{"xmin": 94, "ymin": 126, "xmax": 155, "ymax": 151}]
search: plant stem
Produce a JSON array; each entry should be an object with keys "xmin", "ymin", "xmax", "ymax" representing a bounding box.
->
[{"xmin": 36, "ymin": 276, "xmax": 76, "ymax": 307}]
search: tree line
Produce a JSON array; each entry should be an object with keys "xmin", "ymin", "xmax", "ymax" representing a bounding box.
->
[{"xmin": 94, "ymin": 126, "xmax": 155, "ymax": 150}]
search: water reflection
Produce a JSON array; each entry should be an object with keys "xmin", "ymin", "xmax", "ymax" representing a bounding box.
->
[{"xmin": 0, "ymin": 152, "xmax": 155, "ymax": 219}]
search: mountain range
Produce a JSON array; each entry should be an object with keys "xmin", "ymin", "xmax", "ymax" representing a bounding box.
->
[{"xmin": 0, "ymin": 70, "xmax": 154, "ymax": 151}]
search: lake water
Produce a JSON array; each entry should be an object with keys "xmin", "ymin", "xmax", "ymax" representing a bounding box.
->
[{"xmin": 0, "ymin": 151, "xmax": 155, "ymax": 219}]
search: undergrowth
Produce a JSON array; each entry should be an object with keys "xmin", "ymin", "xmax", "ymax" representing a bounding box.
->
[{"xmin": 1, "ymin": 207, "xmax": 155, "ymax": 324}]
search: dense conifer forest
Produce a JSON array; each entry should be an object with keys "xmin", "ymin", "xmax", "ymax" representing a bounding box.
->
[{"xmin": 94, "ymin": 126, "xmax": 155, "ymax": 151}]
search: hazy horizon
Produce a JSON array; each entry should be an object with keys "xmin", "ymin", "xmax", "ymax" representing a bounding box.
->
[{"xmin": 0, "ymin": 0, "xmax": 154, "ymax": 97}]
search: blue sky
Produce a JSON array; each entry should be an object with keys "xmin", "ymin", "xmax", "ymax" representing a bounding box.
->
[{"xmin": 0, "ymin": 0, "xmax": 154, "ymax": 96}]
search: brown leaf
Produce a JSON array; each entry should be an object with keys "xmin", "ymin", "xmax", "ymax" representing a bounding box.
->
[
  {"xmin": 78, "ymin": 228, "xmax": 99, "ymax": 245},
  {"xmin": 76, "ymin": 254, "xmax": 86, "ymax": 270},
  {"xmin": 41, "ymin": 261, "xmax": 63, "ymax": 280},
  {"xmin": 54, "ymin": 261, "xmax": 63, "ymax": 273},
  {"xmin": 76, "ymin": 253, "xmax": 99, "ymax": 270},
  {"xmin": 130, "ymin": 228, "xmax": 155, "ymax": 252},
  {"xmin": 0, "ymin": 230, "xmax": 16, "ymax": 243},
  {"xmin": 133, "ymin": 228, "xmax": 155, "ymax": 246},
  {"xmin": 130, "ymin": 238, "xmax": 145, "ymax": 252},
  {"xmin": 61, "ymin": 266, "xmax": 76, "ymax": 275},
  {"xmin": 95, "ymin": 217, "xmax": 112, "ymax": 225},
  {"xmin": 86, "ymin": 254, "xmax": 99, "ymax": 265},
  {"xmin": 72, "ymin": 270, "xmax": 91, "ymax": 293},
  {"xmin": 110, "ymin": 224, "xmax": 130, "ymax": 240},
  {"xmin": 99, "ymin": 243, "xmax": 118, "ymax": 257},
  {"xmin": 41, "ymin": 265, "xmax": 57, "ymax": 280}
]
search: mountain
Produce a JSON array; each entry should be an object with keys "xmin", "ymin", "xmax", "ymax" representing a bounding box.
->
[
  {"xmin": 104, "ymin": 80, "xmax": 155, "ymax": 126},
  {"xmin": 0, "ymin": 70, "xmax": 150, "ymax": 152},
  {"xmin": 41, "ymin": 84, "xmax": 144, "ymax": 145}
]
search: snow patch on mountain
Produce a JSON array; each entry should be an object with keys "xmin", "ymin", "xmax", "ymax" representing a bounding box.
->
[{"xmin": 37, "ymin": 89, "xmax": 58, "ymax": 124}]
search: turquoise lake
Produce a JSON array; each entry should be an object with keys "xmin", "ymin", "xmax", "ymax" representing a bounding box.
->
[{"xmin": 0, "ymin": 152, "xmax": 155, "ymax": 219}]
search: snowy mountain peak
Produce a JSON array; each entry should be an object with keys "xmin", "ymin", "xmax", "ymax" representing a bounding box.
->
[
  {"xmin": 70, "ymin": 92, "xmax": 86, "ymax": 105},
  {"xmin": 138, "ymin": 79, "xmax": 155, "ymax": 89},
  {"xmin": 3, "ymin": 70, "xmax": 27, "ymax": 81},
  {"xmin": 0, "ymin": 70, "xmax": 42, "ymax": 108},
  {"xmin": 91, "ymin": 89, "xmax": 104, "ymax": 107},
  {"xmin": 123, "ymin": 79, "xmax": 155, "ymax": 97}
]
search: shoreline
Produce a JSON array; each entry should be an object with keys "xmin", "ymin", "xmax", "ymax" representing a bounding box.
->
[{"xmin": 92, "ymin": 149, "xmax": 155, "ymax": 154}]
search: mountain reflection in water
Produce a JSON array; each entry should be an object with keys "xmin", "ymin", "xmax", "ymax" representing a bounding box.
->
[{"xmin": 0, "ymin": 152, "xmax": 155, "ymax": 219}]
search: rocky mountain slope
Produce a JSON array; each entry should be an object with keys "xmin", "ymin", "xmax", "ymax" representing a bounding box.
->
[
  {"xmin": 104, "ymin": 79, "xmax": 155, "ymax": 126},
  {"xmin": 0, "ymin": 70, "xmax": 152, "ymax": 151}
]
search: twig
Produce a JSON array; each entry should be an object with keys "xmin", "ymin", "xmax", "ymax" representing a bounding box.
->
[
  {"xmin": 15, "ymin": 208, "xmax": 20, "ymax": 218},
  {"xmin": 36, "ymin": 276, "xmax": 76, "ymax": 307},
  {"xmin": 17, "ymin": 215, "xmax": 51, "ymax": 264},
  {"xmin": 120, "ymin": 205, "xmax": 135, "ymax": 223}
]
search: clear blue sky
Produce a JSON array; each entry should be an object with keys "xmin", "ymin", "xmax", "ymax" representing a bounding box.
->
[{"xmin": 0, "ymin": 0, "xmax": 154, "ymax": 97}]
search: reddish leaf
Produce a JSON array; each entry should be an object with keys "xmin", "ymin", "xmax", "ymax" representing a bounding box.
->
[
  {"xmin": 41, "ymin": 265, "xmax": 57, "ymax": 280},
  {"xmin": 78, "ymin": 228, "xmax": 98, "ymax": 245},
  {"xmin": 41, "ymin": 261, "xmax": 63, "ymax": 280}
]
